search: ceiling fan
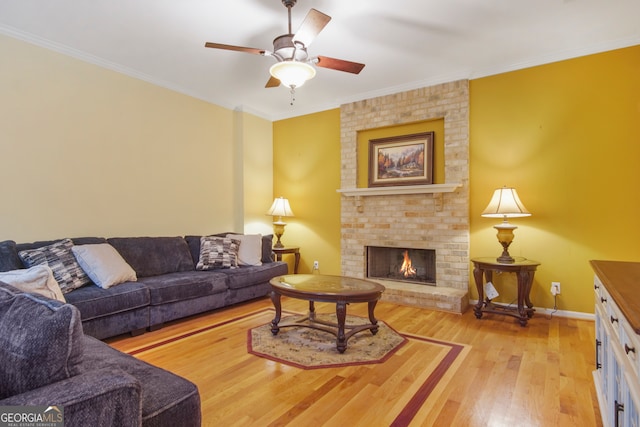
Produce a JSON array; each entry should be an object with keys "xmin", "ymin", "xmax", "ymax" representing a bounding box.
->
[{"xmin": 204, "ymin": 0, "xmax": 365, "ymax": 96}]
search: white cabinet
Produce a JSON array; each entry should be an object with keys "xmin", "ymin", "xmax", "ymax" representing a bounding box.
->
[{"xmin": 592, "ymin": 261, "xmax": 640, "ymax": 427}]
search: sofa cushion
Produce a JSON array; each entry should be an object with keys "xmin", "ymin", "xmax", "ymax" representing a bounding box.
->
[
  {"xmin": 72, "ymin": 243, "xmax": 137, "ymax": 289},
  {"xmin": 81, "ymin": 336, "xmax": 201, "ymax": 426},
  {"xmin": 139, "ymin": 271, "xmax": 228, "ymax": 305},
  {"xmin": 64, "ymin": 281, "xmax": 150, "ymax": 322},
  {"xmin": 0, "ymin": 240, "xmax": 23, "ymax": 272},
  {"xmin": 261, "ymin": 234, "xmax": 275, "ymax": 263},
  {"xmin": 184, "ymin": 235, "xmax": 202, "ymax": 265},
  {"xmin": 226, "ymin": 234, "xmax": 262, "ymax": 266},
  {"xmin": 0, "ymin": 282, "xmax": 84, "ymax": 399},
  {"xmin": 18, "ymin": 238, "xmax": 91, "ymax": 293},
  {"xmin": 107, "ymin": 237, "xmax": 195, "ymax": 278},
  {"xmin": 0, "ymin": 265, "xmax": 65, "ymax": 302},
  {"xmin": 15, "ymin": 237, "xmax": 107, "ymax": 252},
  {"xmin": 196, "ymin": 236, "xmax": 239, "ymax": 270},
  {"xmin": 219, "ymin": 263, "xmax": 289, "ymax": 290}
]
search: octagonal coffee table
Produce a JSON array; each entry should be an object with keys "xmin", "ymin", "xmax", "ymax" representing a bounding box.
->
[{"xmin": 269, "ymin": 274, "xmax": 386, "ymax": 353}]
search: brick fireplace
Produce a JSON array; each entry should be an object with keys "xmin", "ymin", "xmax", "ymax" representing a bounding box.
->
[{"xmin": 339, "ymin": 80, "xmax": 470, "ymax": 313}]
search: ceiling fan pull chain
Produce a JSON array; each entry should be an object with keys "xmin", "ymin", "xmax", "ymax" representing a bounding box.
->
[{"xmin": 290, "ymin": 87, "xmax": 296, "ymax": 105}]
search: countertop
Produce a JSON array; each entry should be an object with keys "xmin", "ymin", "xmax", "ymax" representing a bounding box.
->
[{"xmin": 590, "ymin": 260, "xmax": 640, "ymax": 335}]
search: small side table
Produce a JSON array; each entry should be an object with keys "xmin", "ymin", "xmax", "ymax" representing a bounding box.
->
[
  {"xmin": 273, "ymin": 247, "xmax": 300, "ymax": 274},
  {"xmin": 471, "ymin": 257, "xmax": 541, "ymax": 326}
]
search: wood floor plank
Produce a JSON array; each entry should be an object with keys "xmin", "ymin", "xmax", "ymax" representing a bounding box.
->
[{"xmin": 106, "ymin": 296, "xmax": 602, "ymax": 426}]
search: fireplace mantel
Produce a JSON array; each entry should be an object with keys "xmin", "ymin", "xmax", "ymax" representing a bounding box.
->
[{"xmin": 336, "ymin": 183, "xmax": 461, "ymax": 197}]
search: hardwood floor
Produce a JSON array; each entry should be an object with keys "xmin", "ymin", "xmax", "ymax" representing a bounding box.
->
[{"xmin": 107, "ymin": 297, "xmax": 602, "ymax": 426}]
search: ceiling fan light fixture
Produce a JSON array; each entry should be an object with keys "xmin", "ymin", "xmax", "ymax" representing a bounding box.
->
[{"xmin": 269, "ymin": 61, "xmax": 316, "ymax": 88}]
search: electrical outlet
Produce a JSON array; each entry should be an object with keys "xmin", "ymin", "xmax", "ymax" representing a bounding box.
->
[
  {"xmin": 313, "ymin": 261, "xmax": 319, "ymax": 270},
  {"xmin": 551, "ymin": 282, "xmax": 561, "ymax": 295}
]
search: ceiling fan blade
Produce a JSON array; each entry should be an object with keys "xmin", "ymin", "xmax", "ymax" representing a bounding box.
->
[
  {"xmin": 204, "ymin": 42, "xmax": 266, "ymax": 56},
  {"xmin": 292, "ymin": 9, "xmax": 331, "ymax": 47},
  {"xmin": 315, "ymin": 56, "xmax": 365, "ymax": 74},
  {"xmin": 265, "ymin": 76, "xmax": 281, "ymax": 88}
]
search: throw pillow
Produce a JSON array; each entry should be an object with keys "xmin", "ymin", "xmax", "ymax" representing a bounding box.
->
[
  {"xmin": 18, "ymin": 239, "xmax": 91, "ymax": 294},
  {"xmin": 226, "ymin": 234, "xmax": 263, "ymax": 266},
  {"xmin": 0, "ymin": 265, "xmax": 65, "ymax": 302},
  {"xmin": 196, "ymin": 236, "xmax": 240, "ymax": 270},
  {"xmin": 72, "ymin": 244, "xmax": 137, "ymax": 289},
  {"xmin": 0, "ymin": 284, "xmax": 84, "ymax": 399}
]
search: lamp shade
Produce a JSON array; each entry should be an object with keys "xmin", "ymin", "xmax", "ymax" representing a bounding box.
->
[
  {"xmin": 266, "ymin": 197, "xmax": 295, "ymax": 219},
  {"xmin": 269, "ymin": 61, "xmax": 316, "ymax": 89},
  {"xmin": 481, "ymin": 187, "xmax": 531, "ymax": 218}
]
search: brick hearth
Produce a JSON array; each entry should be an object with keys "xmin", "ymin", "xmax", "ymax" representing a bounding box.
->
[{"xmin": 339, "ymin": 80, "xmax": 470, "ymax": 313}]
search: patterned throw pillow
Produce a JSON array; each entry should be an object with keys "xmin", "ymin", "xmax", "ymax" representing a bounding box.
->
[
  {"xmin": 196, "ymin": 236, "xmax": 240, "ymax": 270},
  {"xmin": 18, "ymin": 239, "xmax": 91, "ymax": 294}
]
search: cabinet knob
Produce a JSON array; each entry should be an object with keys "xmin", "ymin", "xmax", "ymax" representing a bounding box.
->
[
  {"xmin": 625, "ymin": 343, "xmax": 636, "ymax": 355},
  {"xmin": 594, "ymin": 284, "xmax": 600, "ymax": 290},
  {"xmin": 601, "ymin": 296, "xmax": 607, "ymax": 303},
  {"xmin": 610, "ymin": 315, "xmax": 619, "ymax": 324}
]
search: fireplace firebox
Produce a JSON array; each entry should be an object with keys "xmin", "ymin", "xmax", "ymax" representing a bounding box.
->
[{"xmin": 366, "ymin": 246, "xmax": 436, "ymax": 285}]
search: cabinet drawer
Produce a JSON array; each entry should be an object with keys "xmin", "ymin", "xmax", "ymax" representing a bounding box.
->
[
  {"xmin": 594, "ymin": 275, "xmax": 606, "ymax": 303},
  {"xmin": 621, "ymin": 318, "xmax": 640, "ymax": 377},
  {"xmin": 606, "ymin": 295, "xmax": 624, "ymax": 340},
  {"xmin": 596, "ymin": 283, "xmax": 623, "ymax": 339}
]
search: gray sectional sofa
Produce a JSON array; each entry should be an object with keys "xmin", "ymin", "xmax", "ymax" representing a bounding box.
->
[
  {"xmin": 0, "ymin": 233, "xmax": 288, "ymax": 339},
  {"xmin": 0, "ymin": 281, "xmax": 201, "ymax": 427},
  {"xmin": 0, "ymin": 232, "xmax": 288, "ymax": 426}
]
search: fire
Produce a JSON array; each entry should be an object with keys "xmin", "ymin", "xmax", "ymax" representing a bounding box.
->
[{"xmin": 400, "ymin": 250, "xmax": 417, "ymax": 277}]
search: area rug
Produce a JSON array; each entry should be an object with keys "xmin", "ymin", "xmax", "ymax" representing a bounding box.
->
[
  {"xmin": 117, "ymin": 308, "xmax": 470, "ymax": 426},
  {"xmin": 248, "ymin": 313, "xmax": 407, "ymax": 369}
]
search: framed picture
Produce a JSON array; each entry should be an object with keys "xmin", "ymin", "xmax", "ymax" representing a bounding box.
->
[{"xmin": 368, "ymin": 132, "xmax": 434, "ymax": 187}]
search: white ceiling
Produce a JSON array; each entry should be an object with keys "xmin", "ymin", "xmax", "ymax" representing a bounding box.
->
[{"xmin": 1, "ymin": 0, "xmax": 639, "ymax": 121}]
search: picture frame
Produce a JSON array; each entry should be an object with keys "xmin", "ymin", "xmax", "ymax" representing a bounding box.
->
[{"xmin": 368, "ymin": 132, "xmax": 434, "ymax": 187}]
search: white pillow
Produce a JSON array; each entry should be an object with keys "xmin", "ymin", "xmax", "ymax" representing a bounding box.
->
[
  {"xmin": 0, "ymin": 265, "xmax": 65, "ymax": 302},
  {"xmin": 72, "ymin": 244, "xmax": 137, "ymax": 289},
  {"xmin": 226, "ymin": 234, "xmax": 263, "ymax": 266}
]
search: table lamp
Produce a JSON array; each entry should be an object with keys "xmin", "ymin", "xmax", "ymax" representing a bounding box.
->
[
  {"xmin": 266, "ymin": 196, "xmax": 295, "ymax": 248},
  {"xmin": 481, "ymin": 186, "xmax": 531, "ymax": 264}
]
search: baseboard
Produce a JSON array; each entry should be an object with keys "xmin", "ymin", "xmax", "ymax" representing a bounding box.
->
[{"xmin": 469, "ymin": 299, "xmax": 595, "ymax": 321}]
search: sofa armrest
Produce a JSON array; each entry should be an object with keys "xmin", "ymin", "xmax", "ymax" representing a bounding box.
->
[{"xmin": 0, "ymin": 368, "xmax": 142, "ymax": 427}]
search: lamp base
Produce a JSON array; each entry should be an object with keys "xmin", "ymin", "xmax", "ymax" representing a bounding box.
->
[
  {"xmin": 494, "ymin": 222, "xmax": 517, "ymax": 264},
  {"xmin": 273, "ymin": 222, "xmax": 286, "ymax": 249},
  {"xmin": 496, "ymin": 250, "xmax": 515, "ymax": 264}
]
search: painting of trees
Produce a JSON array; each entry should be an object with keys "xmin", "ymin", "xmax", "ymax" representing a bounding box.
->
[{"xmin": 369, "ymin": 132, "xmax": 433, "ymax": 187}]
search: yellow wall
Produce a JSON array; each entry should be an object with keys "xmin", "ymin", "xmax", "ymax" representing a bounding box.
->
[
  {"xmin": 0, "ymin": 34, "xmax": 273, "ymax": 241},
  {"xmin": 272, "ymin": 109, "xmax": 342, "ymax": 275},
  {"xmin": 237, "ymin": 111, "xmax": 275, "ymax": 236},
  {"xmin": 273, "ymin": 45, "xmax": 640, "ymax": 314},
  {"xmin": 470, "ymin": 45, "xmax": 640, "ymax": 313}
]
